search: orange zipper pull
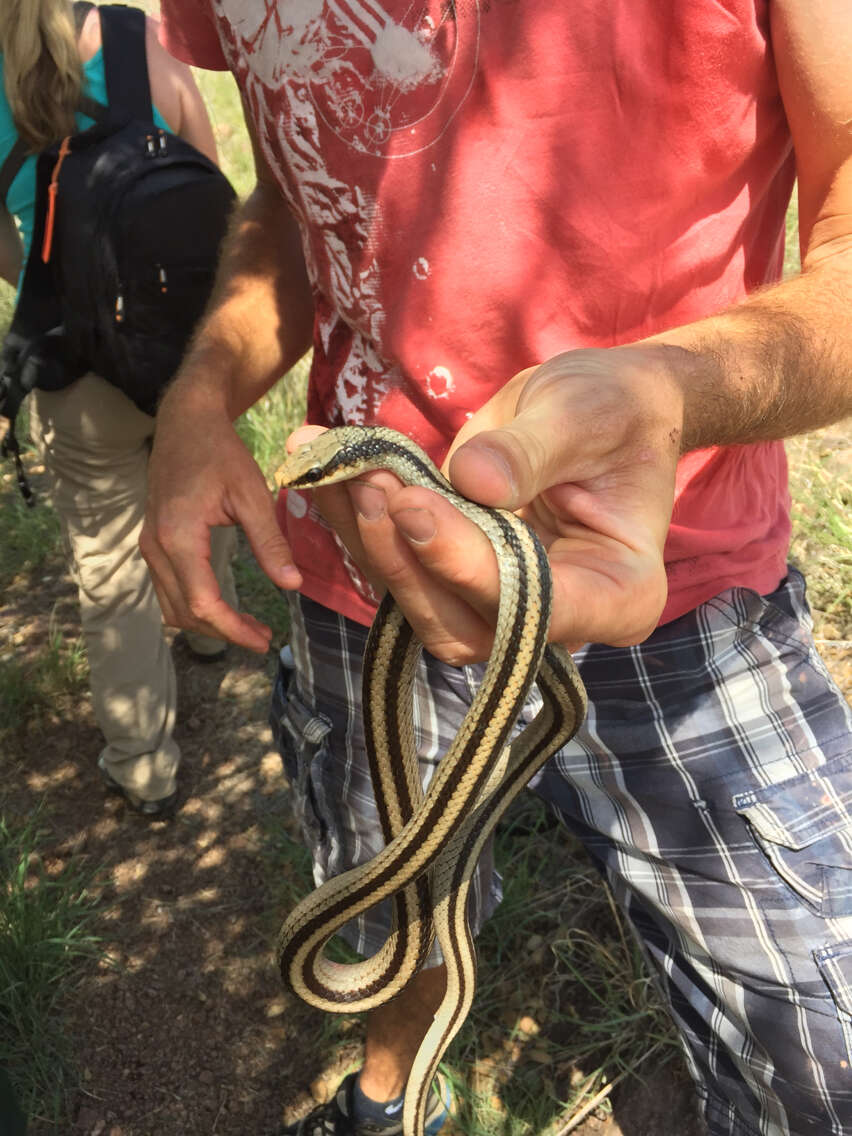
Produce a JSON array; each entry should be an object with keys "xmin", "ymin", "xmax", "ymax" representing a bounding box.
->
[{"xmin": 41, "ymin": 136, "xmax": 72, "ymax": 263}]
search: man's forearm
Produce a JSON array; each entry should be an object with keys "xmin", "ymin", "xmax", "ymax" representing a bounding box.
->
[
  {"xmin": 648, "ymin": 246, "xmax": 852, "ymax": 454},
  {"xmin": 168, "ymin": 177, "xmax": 314, "ymax": 420},
  {"xmin": 645, "ymin": 0, "xmax": 852, "ymax": 455}
]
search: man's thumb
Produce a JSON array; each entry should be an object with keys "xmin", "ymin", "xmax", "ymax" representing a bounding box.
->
[{"xmin": 448, "ymin": 406, "xmax": 570, "ymax": 511}]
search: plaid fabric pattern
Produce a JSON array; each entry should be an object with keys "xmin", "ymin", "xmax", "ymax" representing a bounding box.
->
[{"xmin": 269, "ymin": 569, "xmax": 852, "ymax": 1136}]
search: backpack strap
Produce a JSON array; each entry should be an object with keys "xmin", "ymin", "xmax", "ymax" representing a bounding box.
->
[
  {"xmin": 0, "ymin": 139, "xmax": 28, "ymax": 208},
  {"xmin": 78, "ymin": 94, "xmax": 108, "ymax": 122},
  {"xmin": 98, "ymin": 5, "xmax": 153, "ymax": 123},
  {"xmin": 73, "ymin": 3, "xmax": 108, "ymax": 122}
]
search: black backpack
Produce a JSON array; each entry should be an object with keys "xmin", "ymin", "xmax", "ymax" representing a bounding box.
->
[{"xmin": 0, "ymin": 2, "xmax": 236, "ymax": 502}]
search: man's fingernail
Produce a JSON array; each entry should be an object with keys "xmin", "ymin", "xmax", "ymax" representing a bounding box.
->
[
  {"xmin": 352, "ymin": 482, "xmax": 387, "ymax": 521},
  {"xmin": 394, "ymin": 507, "xmax": 436, "ymax": 544},
  {"xmin": 477, "ymin": 444, "xmax": 518, "ymax": 500}
]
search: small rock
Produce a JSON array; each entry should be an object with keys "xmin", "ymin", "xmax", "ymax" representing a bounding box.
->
[{"xmin": 199, "ymin": 1070, "xmax": 215, "ymax": 1085}]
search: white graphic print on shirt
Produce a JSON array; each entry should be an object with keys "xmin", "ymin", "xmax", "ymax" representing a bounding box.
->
[{"xmin": 214, "ymin": 0, "xmax": 479, "ymax": 430}]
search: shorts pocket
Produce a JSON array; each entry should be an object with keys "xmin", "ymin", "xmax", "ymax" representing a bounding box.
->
[
  {"xmin": 707, "ymin": 573, "xmax": 813, "ymax": 658},
  {"xmin": 269, "ymin": 656, "xmax": 333, "ymax": 849},
  {"xmin": 733, "ymin": 753, "xmax": 852, "ymax": 918},
  {"xmin": 814, "ymin": 939, "xmax": 852, "ymax": 1065}
]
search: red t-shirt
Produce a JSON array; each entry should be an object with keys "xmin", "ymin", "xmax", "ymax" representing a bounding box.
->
[{"xmin": 161, "ymin": 0, "xmax": 794, "ymax": 628}]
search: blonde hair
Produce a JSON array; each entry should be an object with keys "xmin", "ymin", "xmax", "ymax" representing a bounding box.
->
[{"xmin": 0, "ymin": 0, "xmax": 83, "ymax": 151}]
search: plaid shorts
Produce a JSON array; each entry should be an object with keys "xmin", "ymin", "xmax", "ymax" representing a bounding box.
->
[{"xmin": 269, "ymin": 568, "xmax": 852, "ymax": 1136}]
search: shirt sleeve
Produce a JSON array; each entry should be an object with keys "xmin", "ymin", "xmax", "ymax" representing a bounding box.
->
[{"xmin": 158, "ymin": 0, "xmax": 229, "ymax": 71}]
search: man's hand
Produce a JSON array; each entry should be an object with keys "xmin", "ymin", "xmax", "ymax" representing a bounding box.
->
[
  {"xmin": 292, "ymin": 345, "xmax": 684, "ymax": 663},
  {"xmin": 140, "ymin": 379, "xmax": 302, "ymax": 652}
]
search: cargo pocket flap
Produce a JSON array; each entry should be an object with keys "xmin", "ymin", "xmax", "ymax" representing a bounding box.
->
[
  {"xmin": 733, "ymin": 756, "xmax": 852, "ymax": 851},
  {"xmin": 815, "ymin": 940, "xmax": 852, "ymax": 1019}
]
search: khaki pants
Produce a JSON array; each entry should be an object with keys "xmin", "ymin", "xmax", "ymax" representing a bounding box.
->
[{"xmin": 30, "ymin": 374, "xmax": 237, "ymax": 802}]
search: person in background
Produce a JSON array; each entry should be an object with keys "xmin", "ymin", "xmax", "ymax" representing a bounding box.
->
[
  {"xmin": 145, "ymin": 2, "xmax": 852, "ymax": 1134},
  {"xmin": 0, "ymin": 0, "xmax": 237, "ymax": 816}
]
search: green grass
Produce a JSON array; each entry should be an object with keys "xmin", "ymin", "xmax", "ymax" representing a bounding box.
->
[
  {"xmin": 193, "ymin": 69, "xmax": 255, "ymax": 197},
  {"xmin": 787, "ymin": 432, "xmax": 852, "ymax": 633},
  {"xmin": 783, "ymin": 194, "xmax": 800, "ymax": 279},
  {"xmin": 0, "ymin": 483, "xmax": 61, "ymax": 588},
  {"xmin": 0, "ymin": 278, "xmax": 15, "ymax": 331},
  {"xmin": 235, "ymin": 357, "xmax": 310, "ymax": 481},
  {"xmin": 0, "ymin": 812, "xmax": 103, "ymax": 1128},
  {"xmin": 0, "ymin": 614, "xmax": 89, "ymax": 751}
]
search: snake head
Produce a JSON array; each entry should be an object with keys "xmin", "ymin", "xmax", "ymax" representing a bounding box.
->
[
  {"xmin": 273, "ymin": 425, "xmax": 451, "ymax": 496},
  {"xmin": 274, "ymin": 446, "xmax": 325, "ymax": 489},
  {"xmin": 274, "ymin": 427, "xmax": 370, "ymax": 489}
]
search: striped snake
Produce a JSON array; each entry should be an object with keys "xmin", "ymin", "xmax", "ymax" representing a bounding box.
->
[{"xmin": 275, "ymin": 426, "xmax": 587, "ymax": 1136}]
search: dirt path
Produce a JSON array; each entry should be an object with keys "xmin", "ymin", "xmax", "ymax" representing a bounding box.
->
[
  {"xmin": 5, "ymin": 583, "xmax": 311, "ymax": 1134},
  {"xmin": 2, "ymin": 497, "xmax": 848, "ymax": 1136}
]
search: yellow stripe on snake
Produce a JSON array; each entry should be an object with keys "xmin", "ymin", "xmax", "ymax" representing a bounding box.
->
[{"xmin": 275, "ymin": 426, "xmax": 587, "ymax": 1136}]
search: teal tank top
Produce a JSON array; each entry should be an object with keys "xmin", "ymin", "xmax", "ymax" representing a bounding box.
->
[{"xmin": 0, "ymin": 47, "xmax": 169, "ymax": 264}]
